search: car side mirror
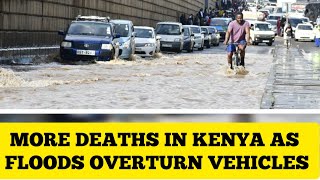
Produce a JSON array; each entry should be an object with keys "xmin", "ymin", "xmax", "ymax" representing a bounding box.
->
[
  {"xmin": 181, "ymin": 29, "xmax": 184, "ymax": 33},
  {"xmin": 201, "ymin": 31, "xmax": 206, "ymax": 34},
  {"xmin": 191, "ymin": 33, "xmax": 195, "ymax": 36},
  {"xmin": 156, "ymin": 35, "xmax": 161, "ymax": 40},
  {"xmin": 131, "ymin": 32, "xmax": 136, "ymax": 37},
  {"xmin": 209, "ymin": 32, "xmax": 213, "ymax": 35},
  {"xmin": 114, "ymin": 33, "xmax": 121, "ymax": 38},
  {"xmin": 58, "ymin": 30, "xmax": 65, "ymax": 36}
]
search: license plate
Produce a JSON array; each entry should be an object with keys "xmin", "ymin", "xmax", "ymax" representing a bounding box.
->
[
  {"xmin": 135, "ymin": 48, "xmax": 142, "ymax": 51},
  {"xmin": 162, "ymin": 44, "xmax": 172, "ymax": 47},
  {"xmin": 76, "ymin": 50, "xmax": 95, "ymax": 56},
  {"xmin": 263, "ymin": 40, "xmax": 269, "ymax": 43}
]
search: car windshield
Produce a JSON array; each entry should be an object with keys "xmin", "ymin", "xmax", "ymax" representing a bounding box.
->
[
  {"xmin": 289, "ymin": 18, "xmax": 304, "ymax": 27},
  {"xmin": 211, "ymin": 19, "xmax": 228, "ymax": 26},
  {"xmin": 268, "ymin": 16, "xmax": 281, "ymax": 20},
  {"xmin": 67, "ymin": 22, "xmax": 112, "ymax": 36},
  {"xmin": 135, "ymin": 28, "xmax": 154, "ymax": 38},
  {"xmin": 156, "ymin": 24, "xmax": 181, "ymax": 35},
  {"xmin": 255, "ymin": 24, "xmax": 272, "ymax": 31},
  {"xmin": 298, "ymin": 25, "xmax": 313, "ymax": 30},
  {"xmin": 114, "ymin": 24, "xmax": 130, "ymax": 37},
  {"xmin": 184, "ymin": 28, "xmax": 190, "ymax": 36},
  {"xmin": 191, "ymin": 27, "xmax": 201, "ymax": 34},
  {"xmin": 201, "ymin": 28, "xmax": 208, "ymax": 34},
  {"xmin": 267, "ymin": 21, "xmax": 277, "ymax": 26},
  {"xmin": 301, "ymin": 18, "xmax": 309, "ymax": 22},
  {"xmin": 208, "ymin": 28, "xmax": 216, "ymax": 33}
]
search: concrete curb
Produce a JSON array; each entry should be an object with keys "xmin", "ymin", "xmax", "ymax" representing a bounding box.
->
[{"xmin": 260, "ymin": 45, "xmax": 278, "ymax": 109}]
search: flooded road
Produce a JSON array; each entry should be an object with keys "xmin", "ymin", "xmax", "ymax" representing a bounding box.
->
[{"xmin": 0, "ymin": 44, "xmax": 274, "ymax": 109}]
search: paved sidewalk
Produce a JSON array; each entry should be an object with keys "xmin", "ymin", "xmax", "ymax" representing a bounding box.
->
[{"xmin": 261, "ymin": 44, "xmax": 320, "ymax": 109}]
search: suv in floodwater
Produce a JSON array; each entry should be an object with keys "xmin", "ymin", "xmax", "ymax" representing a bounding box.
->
[{"xmin": 58, "ymin": 16, "xmax": 120, "ymax": 61}]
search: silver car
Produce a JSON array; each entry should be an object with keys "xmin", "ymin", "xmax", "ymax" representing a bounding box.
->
[
  {"xmin": 111, "ymin": 20, "xmax": 136, "ymax": 59},
  {"xmin": 203, "ymin": 26, "xmax": 220, "ymax": 46},
  {"xmin": 183, "ymin": 25, "xmax": 204, "ymax": 51}
]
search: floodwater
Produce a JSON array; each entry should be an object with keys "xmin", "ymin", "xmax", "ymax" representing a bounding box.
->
[{"xmin": 0, "ymin": 46, "xmax": 273, "ymax": 109}]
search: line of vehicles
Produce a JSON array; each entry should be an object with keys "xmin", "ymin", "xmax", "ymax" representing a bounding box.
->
[
  {"xmin": 245, "ymin": 0, "xmax": 319, "ymax": 42},
  {"xmin": 58, "ymin": 16, "xmax": 223, "ymax": 62},
  {"xmin": 59, "ymin": 10, "xmax": 316, "ymax": 62}
]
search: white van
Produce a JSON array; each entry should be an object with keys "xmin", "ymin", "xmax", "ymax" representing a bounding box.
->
[
  {"xmin": 250, "ymin": 21, "xmax": 275, "ymax": 46},
  {"xmin": 155, "ymin": 22, "xmax": 184, "ymax": 53}
]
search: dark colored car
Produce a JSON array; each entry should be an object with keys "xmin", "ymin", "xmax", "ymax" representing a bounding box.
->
[
  {"xmin": 210, "ymin": 18, "xmax": 232, "ymax": 42},
  {"xmin": 182, "ymin": 26, "xmax": 194, "ymax": 52},
  {"xmin": 58, "ymin": 16, "xmax": 120, "ymax": 62}
]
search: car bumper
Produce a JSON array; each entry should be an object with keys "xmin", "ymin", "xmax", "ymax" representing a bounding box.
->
[
  {"xmin": 60, "ymin": 48, "xmax": 113, "ymax": 61},
  {"xmin": 183, "ymin": 40, "xmax": 192, "ymax": 50},
  {"xmin": 135, "ymin": 46, "xmax": 156, "ymax": 57},
  {"xmin": 254, "ymin": 37, "xmax": 275, "ymax": 43},
  {"xmin": 296, "ymin": 35, "xmax": 314, "ymax": 41},
  {"xmin": 193, "ymin": 39, "xmax": 203, "ymax": 48},
  {"xmin": 119, "ymin": 46, "xmax": 133, "ymax": 59},
  {"xmin": 160, "ymin": 41, "xmax": 182, "ymax": 51}
]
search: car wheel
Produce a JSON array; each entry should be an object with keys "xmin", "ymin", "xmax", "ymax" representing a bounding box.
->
[{"xmin": 267, "ymin": 42, "xmax": 272, "ymax": 46}]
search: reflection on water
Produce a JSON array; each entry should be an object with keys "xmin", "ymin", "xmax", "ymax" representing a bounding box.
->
[{"xmin": 0, "ymin": 49, "xmax": 273, "ymax": 109}]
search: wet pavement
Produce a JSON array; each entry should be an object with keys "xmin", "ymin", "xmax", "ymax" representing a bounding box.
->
[{"xmin": 261, "ymin": 38, "xmax": 320, "ymax": 109}]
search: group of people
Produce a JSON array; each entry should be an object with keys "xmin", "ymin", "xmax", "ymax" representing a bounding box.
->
[{"xmin": 179, "ymin": 0, "xmax": 247, "ymax": 27}]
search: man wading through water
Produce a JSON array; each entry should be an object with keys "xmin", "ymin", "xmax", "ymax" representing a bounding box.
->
[{"xmin": 224, "ymin": 12, "xmax": 251, "ymax": 70}]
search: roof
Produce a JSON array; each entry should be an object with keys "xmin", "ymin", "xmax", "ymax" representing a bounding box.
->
[
  {"xmin": 75, "ymin": 15, "xmax": 109, "ymax": 22},
  {"xmin": 212, "ymin": 17, "xmax": 232, "ymax": 20},
  {"xmin": 71, "ymin": 20, "xmax": 111, "ymax": 25},
  {"xmin": 183, "ymin": 25, "xmax": 200, "ymax": 28},
  {"xmin": 297, "ymin": 23, "xmax": 313, "ymax": 26},
  {"xmin": 110, "ymin": 19, "xmax": 133, "ymax": 24},
  {"xmin": 201, "ymin": 26, "xmax": 215, "ymax": 28},
  {"xmin": 157, "ymin": 22, "xmax": 182, "ymax": 25},
  {"xmin": 268, "ymin": 13, "xmax": 283, "ymax": 16},
  {"xmin": 252, "ymin": 21, "xmax": 270, "ymax": 24},
  {"xmin": 134, "ymin": 26, "xmax": 154, "ymax": 30}
]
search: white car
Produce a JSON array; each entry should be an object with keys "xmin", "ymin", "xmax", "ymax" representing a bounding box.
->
[
  {"xmin": 183, "ymin": 25, "xmax": 204, "ymax": 51},
  {"xmin": 250, "ymin": 21, "xmax": 275, "ymax": 46},
  {"xmin": 295, "ymin": 24, "xmax": 315, "ymax": 41},
  {"xmin": 134, "ymin": 26, "xmax": 160, "ymax": 57},
  {"xmin": 266, "ymin": 20, "xmax": 278, "ymax": 35},
  {"xmin": 156, "ymin": 22, "xmax": 184, "ymax": 53}
]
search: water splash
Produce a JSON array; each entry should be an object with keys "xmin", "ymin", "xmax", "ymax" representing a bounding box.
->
[{"xmin": 0, "ymin": 68, "xmax": 103, "ymax": 88}]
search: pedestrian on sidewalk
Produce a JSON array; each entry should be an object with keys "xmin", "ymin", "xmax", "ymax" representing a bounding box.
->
[
  {"xmin": 283, "ymin": 23, "xmax": 292, "ymax": 46},
  {"xmin": 314, "ymin": 25, "xmax": 320, "ymax": 47},
  {"xmin": 277, "ymin": 17, "xmax": 281, "ymax": 36}
]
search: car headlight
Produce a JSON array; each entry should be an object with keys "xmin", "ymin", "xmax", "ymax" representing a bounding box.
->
[
  {"xmin": 101, "ymin": 44, "xmax": 113, "ymax": 50},
  {"xmin": 145, "ymin": 43, "xmax": 155, "ymax": 47},
  {"xmin": 123, "ymin": 41, "xmax": 130, "ymax": 48},
  {"xmin": 256, "ymin": 35, "xmax": 260, "ymax": 37},
  {"xmin": 61, "ymin": 41, "xmax": 72, "ymax": 48},
  {"xmin": 174, "ymin": 38, "xmax": 181, "ymax": 42}
]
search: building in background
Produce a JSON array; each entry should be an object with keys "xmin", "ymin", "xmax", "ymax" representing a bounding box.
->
[{"xmin": 0, "ymin": 0, "xmax": 217, "ymax": 48}]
